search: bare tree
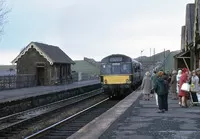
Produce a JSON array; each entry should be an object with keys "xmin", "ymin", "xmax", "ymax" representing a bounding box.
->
[{"xmin": 0, "ymin": 0, "xmax": 10, "ymax": 34}]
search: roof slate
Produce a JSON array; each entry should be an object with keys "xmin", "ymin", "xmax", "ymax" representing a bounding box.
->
[{"xmin": 33, "ymin": 42, "xmax": 75, "ymax": 64}]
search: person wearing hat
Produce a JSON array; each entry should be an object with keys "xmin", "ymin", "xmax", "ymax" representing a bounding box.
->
[
  {"xmin": 154, "ymin": 71, "xmax": 169, "ymax": 113},
  {"xmin": 170, "ymin": 70, "xmax": 177, "ymax": 100}
]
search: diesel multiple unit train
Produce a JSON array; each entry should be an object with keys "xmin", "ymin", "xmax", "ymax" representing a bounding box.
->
[{"xmin": 100, "ymin": 54, "xmax": 144, "ymax": 98}]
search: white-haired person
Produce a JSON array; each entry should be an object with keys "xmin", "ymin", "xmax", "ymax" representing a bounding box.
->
[{"xmin": 141, "ymin": 71, "xmax": 152, "ymax": 100}]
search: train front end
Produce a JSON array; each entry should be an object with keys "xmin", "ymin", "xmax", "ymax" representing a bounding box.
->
[{"xmin": 100, "ymin": 55, "xmax": 133, "ymax": 98}]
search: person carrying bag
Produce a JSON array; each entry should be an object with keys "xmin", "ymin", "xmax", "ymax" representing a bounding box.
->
[
  {"xmin": 154, "ymin": 71, "xmax": 169, "ymax": 113},
  {"xmin": 179, "ymin": 68, "xmax": 189, "ymax": 108}
]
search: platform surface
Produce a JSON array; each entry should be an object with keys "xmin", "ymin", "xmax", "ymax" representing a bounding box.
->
[
  {"xmin": 101, "ymin": 95, "xmax": 200, "ymax": 139},
  {"xmin": 0, "ymin": 79, "xmax": 100, "ymax": 103}
]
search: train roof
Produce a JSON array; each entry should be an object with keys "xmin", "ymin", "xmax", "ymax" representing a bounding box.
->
[
  {"xmin": 103, "ymin": 54, "xmax": 131, "ymax": 59},
  {"xmin": 101, "ymin": 54, "xmax": 142, "ymax": 65},
  {"xmin": 101, "ymin": 54, "xmax": 132, "ymax": 62},
  {"xmin": 132, "ymin": 59, "xmax": 140, "ymax": 64}
]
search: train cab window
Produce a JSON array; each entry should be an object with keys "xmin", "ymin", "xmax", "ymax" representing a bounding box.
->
[
  {"xmin": 112, "ymin": 63, "xmax": 121, "ymax": 74},
  {"xmin": 121, "ymin": 63, "xmax": 131, "ymax": 74},
  {"xmin": 101, "ymin": 64, "xmax": 111, "ymax": 74}
]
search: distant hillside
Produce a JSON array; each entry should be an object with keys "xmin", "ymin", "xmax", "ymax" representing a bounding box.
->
[
  {"xmin": 0, "ymin": 65, "xmax": 16, "ymax": 70},
  {"xmin": 71, "ymin": 57, "xmax": 100, "ymax": 75},
  {"xmin": 0, "ymin": 65, "xmax": 16, "ymax": 76},
  {"xmin": 134, "ymin": 50, "xmax": 180, "ymax": 72},
  {"xmin": 135, "ymin": 50, "xmax": 170, "ymax": 62}
]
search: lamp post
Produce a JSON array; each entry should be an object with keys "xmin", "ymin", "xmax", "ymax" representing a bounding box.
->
[{"xmin": 141, "ymin": 50, "xmax": 144, "ymax": 63}]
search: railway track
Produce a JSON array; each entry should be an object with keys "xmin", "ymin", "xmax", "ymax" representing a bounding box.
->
[
  {"xmin": 24, "ymin": 86, "xmax": 141, "ymax": 139},
  {"xmin": 0, "ymin": 88, "xmax": 104, "ymax": 138},
  {"xmin": 25, "ymin": 98, "xmax": 119, "ymax": 139}
]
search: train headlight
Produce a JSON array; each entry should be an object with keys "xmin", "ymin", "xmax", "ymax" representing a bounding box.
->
[
  {"xmin": 126, "ymin": 79, "xmax": 131, "ymax": 84},
  {"xmin": 104, "ymin": 79, "xmax": 107, "ymax": 84}
]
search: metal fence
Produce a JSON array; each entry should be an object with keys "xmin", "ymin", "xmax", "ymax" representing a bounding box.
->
[
  {"xmin": 0, "ymin": 72, "xmax": 99, "ymax": 91},
  {"xmin": 0, "ymin": 74, "xmax": 36, "ymax": 91}
]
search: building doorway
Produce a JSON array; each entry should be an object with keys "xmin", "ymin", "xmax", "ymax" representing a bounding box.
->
[{"xmin": 36, "ymin": 67, "xmax": 45, "ymax": 86}]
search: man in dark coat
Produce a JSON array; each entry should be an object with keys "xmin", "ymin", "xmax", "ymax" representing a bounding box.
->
[{"xmin": 154, "ymin": 71, "xmax": 169, "ymax": 113}]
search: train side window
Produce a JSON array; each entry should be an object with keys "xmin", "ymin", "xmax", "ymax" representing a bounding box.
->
[
  {"xmin": 134, "ymin": 65, "xmax": 137, "ymax": 72},
  {"xmin": 101, "ymin": 64, "xmax": 111, "ymax": 74},
  {"xmin": 138, "ymin": 65, "xmax": 140, "ymax": 71}
]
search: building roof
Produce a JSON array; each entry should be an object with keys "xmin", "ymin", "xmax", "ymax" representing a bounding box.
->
[
  {"xmin": 174, "ymin": 50, "xmax": 190, "ymax": 58},
  {"xmin": 12, "ymin": 42, "xmax": 75, "ymax": 65}
]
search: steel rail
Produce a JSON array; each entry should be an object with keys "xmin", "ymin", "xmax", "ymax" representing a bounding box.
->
[
  {"xmin": 0, "ymin": 88, "xmax": 103, "ymax": 131},
  {"xmin": 24, "ymin": 98, "xmax": 109, "ymax": 139}
]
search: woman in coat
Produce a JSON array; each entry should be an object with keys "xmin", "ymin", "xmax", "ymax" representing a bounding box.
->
[
  {"xmin": 141, "ymin": 71, "xmax": 152, "ymax": 100},
  {"xmin": 179, "ymin": 68, "xmax": 189, "ymax": 107},
  {"xmin": 170, "ymin": 70, "xmax": 177, "ymax": 100},
  {"xmin": 154, "ymin": 71, "xmax": 169, "ymax": 113}
]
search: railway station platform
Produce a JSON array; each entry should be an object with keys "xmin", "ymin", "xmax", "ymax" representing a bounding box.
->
[
  {"xmin": 0, "ymin": 79, "xmax": 100, "ymax": 104},
  {"xmin": 68, "ymin": 90, "xmax": 200, "ymax": 139}
]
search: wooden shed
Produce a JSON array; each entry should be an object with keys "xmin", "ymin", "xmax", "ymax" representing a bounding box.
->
[
  {"xmin": 12, "ymin": 42, "xmax": 75, "ymax": 86},
  {"xmin": 174, "ymin": 50, "xmax": 191, "ymax": 70}
]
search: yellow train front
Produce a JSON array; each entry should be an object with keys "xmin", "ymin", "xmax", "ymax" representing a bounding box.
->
[{"xmin": 100, "ymin": 54, "xmax": 143, "ymax": 98}]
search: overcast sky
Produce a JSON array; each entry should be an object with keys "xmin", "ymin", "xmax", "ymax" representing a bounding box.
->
[{"xmin": 0, "ymin": 0, "xmax": 194, "ymax": 64}]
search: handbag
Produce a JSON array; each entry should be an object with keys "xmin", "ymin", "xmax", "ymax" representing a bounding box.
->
[{"xmin": 181, "ymin": 83, "xmax": 190, "ymax": 92}]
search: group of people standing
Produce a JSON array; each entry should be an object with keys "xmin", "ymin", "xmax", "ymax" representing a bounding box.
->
[
  {"xmin": 141, "ymin": 70, "xmax": 169, "ymax": 113},
  {"xmin": 175, "ymin": 68, "xmax": 200, "ymax": 107},
  {"xmin": 141, "ymin": 68, "xmax": 200, "ymax": 113}
]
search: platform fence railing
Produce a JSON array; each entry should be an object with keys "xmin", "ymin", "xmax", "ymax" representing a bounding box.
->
[{"xmin": 0, "ymin": 72, "xmax": 99, "ymax": 91}]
